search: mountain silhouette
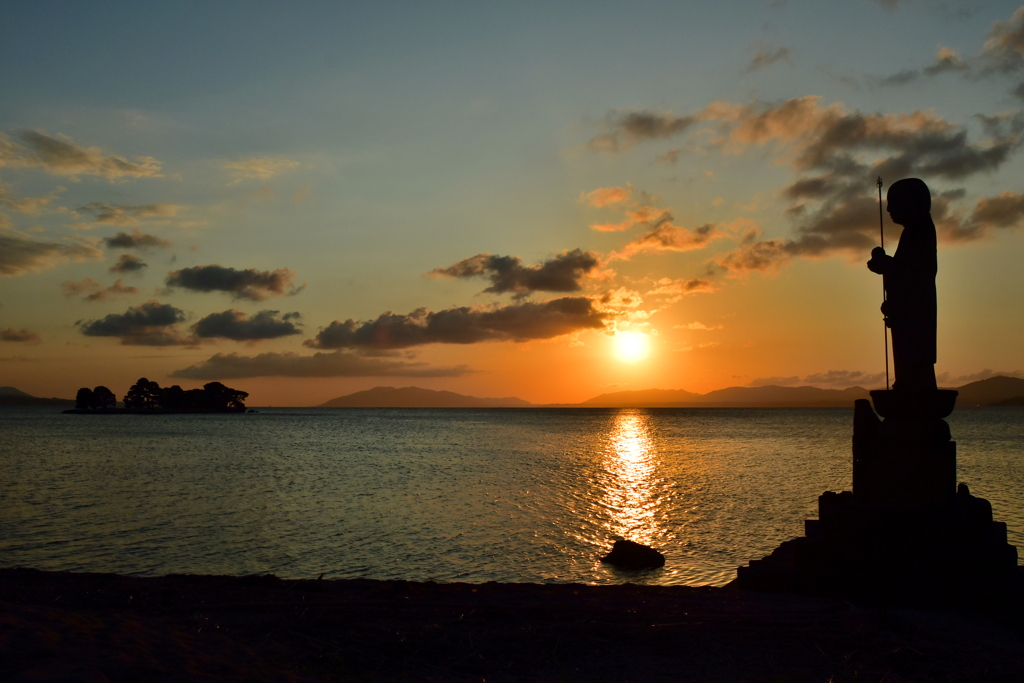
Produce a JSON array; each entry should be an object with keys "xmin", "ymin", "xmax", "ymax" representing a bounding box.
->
[
  {"xmin": 580, "ymin": 385, "xmax": 869, "ymax": 407},
  {"xmin": 952, "ymin": 376, "xmax": 1024, "ymax": 406},
  {"xmin": 320, "ymin": 386, "xmax": 533, "ymax": 408},
  {"xmin": 578, "ymin": 388, "xmax": 703, "ymax": 407},
  {"xmin": 0, "ymin": 387, "xmax": 75, "ymax": 407}
]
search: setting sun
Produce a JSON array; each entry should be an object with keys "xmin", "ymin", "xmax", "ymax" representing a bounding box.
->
[{"xmin": 614, "ymin": 332, "xmax": 650, "ymax": 363}]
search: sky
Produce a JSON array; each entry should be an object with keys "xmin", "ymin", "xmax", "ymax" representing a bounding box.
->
[{"xmin": 2, "ymin": 0, "xmax": 1024, "ymax": 406}]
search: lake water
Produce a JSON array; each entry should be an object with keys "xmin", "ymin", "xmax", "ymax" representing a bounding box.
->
[{"xmin": 1, "ymin": 406, "xmax": 1021, "ymax": 586}]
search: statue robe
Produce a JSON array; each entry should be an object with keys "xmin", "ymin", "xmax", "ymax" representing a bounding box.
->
[{"xmin": 883, "ymin": 216, "xmax": 937, "ymax": 389}]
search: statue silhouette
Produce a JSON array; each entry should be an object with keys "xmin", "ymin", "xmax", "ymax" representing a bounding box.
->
[{"xmin": 867, "ymin": 178, "xmax": 937, "ymax": 391}]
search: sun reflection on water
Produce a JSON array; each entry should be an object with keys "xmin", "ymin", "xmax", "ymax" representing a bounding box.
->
[{"xmin": 599, "ymin": 410, "xmax": 663, "ymax": 547}]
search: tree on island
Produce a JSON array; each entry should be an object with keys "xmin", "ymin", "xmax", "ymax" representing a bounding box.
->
[
  {"xmin": 74, "ymin": 385, "xmax": 117, "ymax": 411},
  {"xmin": 121, "ymin": 378, "xmax": 248, "ymax": 412}
]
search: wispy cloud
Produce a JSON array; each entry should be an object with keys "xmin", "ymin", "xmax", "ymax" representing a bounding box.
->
[
  {"xmin": 749, "ymin": 369, "xmax": 887, "ymax": 388},
  {"xmin": 609, "ymin": 218, "xmax": 721, "ymax": 261},
  {"xmin": 746, "ymin": 45, "xmax": 792, "ymax": 72},
  {"xmin": 77, "ymin": 202, "xmax": 181, "ymax": 227},
  {"xmin": 588, "ymin": 111, "xmax": 697, "ymax": 152},
  {"xmin": 646, "ymin": 278, "xmax": 716, "ymax": 302},
  {"xmin": 674, "ymin": 321, "xmax": 723, "ymax": 330},
  {"xmin": 0, "ymin": 186, "xmax": 65, "ymax": 214},
  {"xmin": 223, "ymin": 157, "xmax": 300, "ymax": 183},
  {"xmin": 1, "ymin": 327, "xmax": 42, "ymax": 344},
  {"xmin": 0, "ymin": 130, "xmax": 162, "ymax": 179},
  {"xmin": 581, "ymin": 185, "xmax": 632, "ymax": 207},
  {"xmin": 61, "ymin": 277, "xmax": 139, "ymax": 302},
  {"xmin": 0, "ymin": 227, "xmax": 103, "ymax": 277},
  {"xmin": 103, "ymin": 228, "xmax": 173, "ymax": 250}
]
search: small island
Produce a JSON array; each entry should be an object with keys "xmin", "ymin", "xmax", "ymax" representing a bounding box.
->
[{"xmin": 65, "ymin": 378, "xmax": 248, "ymax": 414}]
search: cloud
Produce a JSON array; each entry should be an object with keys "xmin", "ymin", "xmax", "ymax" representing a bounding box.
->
[
  {"xmin": 0, "ymin": 130, "xmax": 162, "ymax": 179},
  {"xmin": 880, "ymin": 47, "xmax": 971, "ymax": 85},
  {"xmin": 968, "ymin": 189, "xmax": 1024, "ymax": 228},
  {"xmin": 170, "ymin": 350, "xmax": 471, "ymax": 379},
  {"xmin": 77, "ymin": 203, "xmax": 181, "ymax": 226},
  {"xmin": 589, "ymin": 111, "xmax": 696, "ymax": 151},
  {"xmin": 0, "ymin": 227, "xmax": 103, "ymax": 276},
  {"xmin": 581, "ymin": 186, "xmax": 632, "ymax": 207},
  {"xmin": 712, "ymin": 238, "xmax": 798, "ymax": 275},
  {"xmin": 802, "ymin": 370, "xmax": 887, "ymax": 387},
  {"xmin": 429, "ymin": 249, "xmax": 600, "ymax": 298},
  {"xmin": 110, "ymin": 253, "xmax": 147, "ymax": 274},
  {"xmin": 192, "ymin": 309, "xmax": 303, "ymax": 341},
  {"xmin": 698, "ymin": 96, "xmax": 1024, "ymax": 261},
  {"xmin": 609, "ymin": 217, "xmax": 721, "ymax": 261},
  {"xmin": 590, "ymin": 205, "xmax": 671, "ymax": 232},
  {"xmin": 874, "ymin": 7, "xmax": 1023, "ymax": 91},
  {"xmin": 305, "ymin": 296, "xmax": 611, "ymax": 350},
  {"xmin": 61, "ymin": 277, "xmax": 139, "ymax": 302},
  {"xmin": 1, "ymin": 327, "xmax": 42, "ymax": 344},
  {"xmin": 77, "ymin": 300, "xmax": 195, "ymax": 346},
  {"xmin": 925, "ymin": 47, "xmax": 971, "ymax": 75},
  {"xmin": 646, "ymin": 277, "xmax": 716, "ymax": 302},
  {"xmin": 980, "ymin": 6, "xmax": 1024, "ymax": 74},
  {"xmin": 747, "ymin": 46, "xmax": 792, "ymax": 72},
  {"xmin": 749, "ymin": 369, "xmax": 886, "ymax": 388},
  {"xmin": 165, "ymin": 265, "xmax": 301, "ymax": 301},
  {"xmin": 103, "ymin": 228, "xmax": 173, "ymax": 250},
  {"xmin": 223, "ymin": 157, "xmax": 300, "ymax": 182},
  {"xmin": 937, "ymin": 368, "xmax": 1024, "ymax": 384},
  {"xmin": 870, "ymin": 0, "xmax": 908, "ymax": 11},
  {"xmin": 0, "ymin": 186, "xmax": 64, "ymax": 214},
  {"xmin": 674, "ymin": 321, "xmax": 723, "ymax": 330},
  {"xmin": 597, "ymin": 287, "xmax": 644, "ymax": 310}
]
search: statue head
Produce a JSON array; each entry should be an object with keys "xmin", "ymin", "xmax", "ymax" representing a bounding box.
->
[{"xmin": 886, "ymin": 178, "xmax": 931, "ymax": 225}]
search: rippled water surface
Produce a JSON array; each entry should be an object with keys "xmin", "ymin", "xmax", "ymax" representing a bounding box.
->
[{"xmin": 2, "ymin": 406, "xmax": 1021, "ymax": 586}]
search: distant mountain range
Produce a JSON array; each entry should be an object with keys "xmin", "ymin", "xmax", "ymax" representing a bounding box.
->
[
  {"xmin": 7, "ymin": 376, "xmax": 1024, "ymax": 410},
  {"xmin": 577, "ymin": 385, "xmax": 872, "ymax": 408},
  {"xmin": 319, "ymin": 386, "xmax": 532, "ymax": 408},
  {"xmin": 319, "ymin": 376, "xmax": 1024, "ymax": 409},
  {"xmin": 0, "ymin": 386, "xmax": 75, "ymax": 407}
]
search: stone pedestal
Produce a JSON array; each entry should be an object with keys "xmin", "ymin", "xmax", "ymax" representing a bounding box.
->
[{"xmin": 734, "ymin": 391, "xmax": 1018, "ymax": 603}]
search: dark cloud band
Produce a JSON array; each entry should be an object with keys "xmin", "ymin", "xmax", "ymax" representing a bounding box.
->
[
  {"xmin": 165, "ymin": 264, "xmax": 301, "ymax": 301},
  {"xmin": 429, "ymin": 249, "xmax": 599, "ymax": 298},
  {"xmin": 306, "ymin": 296, "xmax": 610, "ymax": 350},
  {"xmin": 192, "ymin": 309, "xmax": 302, "ymax": 341}
]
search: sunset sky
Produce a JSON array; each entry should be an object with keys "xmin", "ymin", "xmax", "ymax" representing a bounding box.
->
[{"xmin": 3, "ymin": 1, "xmax": 1024, "ymax": 406}]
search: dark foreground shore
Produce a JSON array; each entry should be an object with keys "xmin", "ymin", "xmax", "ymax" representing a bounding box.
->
[{"xmin": 2, "ymin": 568, "xmax": 1023, "ymax": 682}]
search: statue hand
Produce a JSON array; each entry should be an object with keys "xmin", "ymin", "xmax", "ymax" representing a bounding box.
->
[{"xmin": 867, "ymin": 248, "xmax": 889, "ymax": 274}]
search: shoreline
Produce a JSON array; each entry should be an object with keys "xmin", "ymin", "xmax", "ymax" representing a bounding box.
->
[{"xmin": 3, "ymin": 567, "xmax": 1022, "ymax": 681}]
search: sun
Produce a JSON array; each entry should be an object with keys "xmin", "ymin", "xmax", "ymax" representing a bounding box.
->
[{"xmin": 614, "ymin": 331, "xmax": 650, "ymax": 363}]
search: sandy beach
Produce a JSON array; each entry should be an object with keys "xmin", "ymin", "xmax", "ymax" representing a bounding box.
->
[{"xmin": 3, "ymin": 567, "xmax": 1023, "ymax": 682}]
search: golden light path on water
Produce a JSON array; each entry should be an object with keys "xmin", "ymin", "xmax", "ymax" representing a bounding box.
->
[{"xmin": 598, "ymin": 410, "xmax": 663, "ymax": 547}]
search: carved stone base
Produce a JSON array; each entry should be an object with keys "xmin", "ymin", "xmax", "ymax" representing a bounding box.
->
[{"xmin": 734, "ymin": 394, "xmax": 1019, "ymax": 603}]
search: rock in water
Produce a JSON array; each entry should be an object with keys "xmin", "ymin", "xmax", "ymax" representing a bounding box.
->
[{"xmin": 601, "ymin": 540, "xmax": 665, "ymax": 570}]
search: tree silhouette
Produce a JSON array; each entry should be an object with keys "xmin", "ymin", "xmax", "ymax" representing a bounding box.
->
[
  {"xmin": 92, "ymin": 386, "xmax": 116, "ymax": 410},
  {"xmin": 124, "ymin": 378, "xmax": 162, "ymax": 411},
  {"xmin": 75, "ymin": 386, "xmax": 119, "ymax": 411},
  {"xmin": 120, "ymin": 377, "xmax": 248, "ymax": 412},
  {"xmin": 75, "ymin": 387, "xmax": 93, "ymax": 411}
]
